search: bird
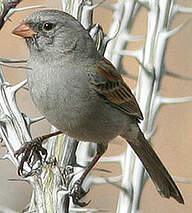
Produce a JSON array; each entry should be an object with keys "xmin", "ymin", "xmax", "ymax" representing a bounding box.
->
[{"xmin": 12, "ymin": 9, "xmax": 184, "ymax": 205}]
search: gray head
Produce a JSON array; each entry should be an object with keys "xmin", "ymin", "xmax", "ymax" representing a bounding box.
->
[{"xmin": 12, "ymin": 10, "xmax": 98, "ymax": 59}]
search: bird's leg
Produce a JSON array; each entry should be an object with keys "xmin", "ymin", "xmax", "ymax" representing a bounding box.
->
[
  {"xmin": 70, "ymin": 142, "xmax": 108, "ymax": 207},
  {"xmin": 15, "ymin": 131, "xmax": 63, "ymax": 177}
]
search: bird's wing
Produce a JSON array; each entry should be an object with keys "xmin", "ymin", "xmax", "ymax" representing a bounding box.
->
[{"xmin": 89, "ymin": 58, "xmax": 143, "ymax": 120}]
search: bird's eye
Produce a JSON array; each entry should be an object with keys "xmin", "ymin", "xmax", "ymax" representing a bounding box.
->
[{"xmin": 43, "ymin": 22, "xmax": 54, "ymax": 31}]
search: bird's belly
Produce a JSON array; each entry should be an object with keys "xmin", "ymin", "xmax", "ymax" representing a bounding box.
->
[
  {"xmin": 27, "ymin": 68, "xmax": 128, "ymax": 143},
  {"xmin": 42, "ymin": 97, "xmax": 125, "ymax": 143},
  {"xmin": 31, "ymin": 87, "xmax": 126, "ymax": 142}
]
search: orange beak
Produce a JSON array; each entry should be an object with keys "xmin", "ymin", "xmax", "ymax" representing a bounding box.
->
[{"xmin": 12, "ymin": 23, "xmax": 36, "ymax": 38}]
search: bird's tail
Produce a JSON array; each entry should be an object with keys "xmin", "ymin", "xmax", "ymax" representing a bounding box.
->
[{"xmin": 121, "ymin": 125, "xmax": 184, "ymax": 204}]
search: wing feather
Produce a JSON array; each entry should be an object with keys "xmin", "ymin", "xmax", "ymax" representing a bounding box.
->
[{"xmin": 90, "ymin": 58, "xmax": 143, "ymax": 120}]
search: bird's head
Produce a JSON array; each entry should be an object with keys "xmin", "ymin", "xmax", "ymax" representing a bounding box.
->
[{"xmin": 12, "ymin": 10, "xmax": 96, "ymax": 58}]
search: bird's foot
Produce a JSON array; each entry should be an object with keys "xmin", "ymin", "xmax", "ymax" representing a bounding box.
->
[
  {"xmin": 70, "ymin": 179, "xmax": 91, "ymax": 207},
  {"xmin": 14, "ymin": 136, "xmax": 47, "ymax": 177}
]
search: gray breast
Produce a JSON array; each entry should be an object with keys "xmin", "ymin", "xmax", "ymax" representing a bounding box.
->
[{"xmin": 26, "ymin": 59, "xmax": 129, "ymax": 143}]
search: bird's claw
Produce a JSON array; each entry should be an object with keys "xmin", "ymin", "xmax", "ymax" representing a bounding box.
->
[
  {"xmin": 70, "ymin": 179, "xmax": 91, "ymax": 207},
  {"xmin": 14, "ymin": 137, "xmax": 47, "ymax": 177}
]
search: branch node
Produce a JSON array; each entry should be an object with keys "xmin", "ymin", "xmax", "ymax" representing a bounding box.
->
[{"xmin": 11, "ymin": 79, "xmax": 27, "ymax": 94}]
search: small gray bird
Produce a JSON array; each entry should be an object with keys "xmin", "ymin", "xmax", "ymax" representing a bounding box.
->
[{"xmin": 12, "ymin": 9, "xmax": 184, "ymax": 204}]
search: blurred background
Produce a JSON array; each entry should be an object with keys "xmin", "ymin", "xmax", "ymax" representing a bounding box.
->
[{"xmin": 0, "ymin": 0, "xmax": 192, "ymax": 212}]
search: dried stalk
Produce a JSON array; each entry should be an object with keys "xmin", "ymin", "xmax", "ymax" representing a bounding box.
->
[{"xmin": 102, "ymin": 0, "xmax": 192, "ymax": 213}]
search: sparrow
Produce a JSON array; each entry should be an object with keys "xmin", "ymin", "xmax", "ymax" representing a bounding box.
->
[{"xmin": 12, "ymin": 9, "xmax": 184, "ymax": 205}]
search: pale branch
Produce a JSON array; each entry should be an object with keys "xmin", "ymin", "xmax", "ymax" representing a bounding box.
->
[
  {"xmin": 123, "ymin": 33, "xmax": 146, "ymax": 42},
  {"xmin": 105, "ymin": 0, "xmax": 139, "ymax": 69},
  {"xmin": 173, "ymin": 4, "xmax": 192, "ymax": 15},
  {"xmin": 10, "ymin": 79, "xmax": 27, "ymax": 93},
  {"xmin": 129, "ymin": 1, "xmax": 181, "ymax": 211},
  {"xmin": 92, "ymin": 176, "xmax": 122, "ymax": 185},
  {"xmin": 86, "ymin": 0, "xmax": 106, "ymax": 10},
  {"xmin": 0, "ymin": 58, "xmax": 27, "ymax": 63},
  {"xmin": 3, "ymin": 5, "xmax": 45, "ymax": 21},
  {"xmin": 0, "ymin": 62, "xmax": 29, "ymax": 69},
  {"xmin": 117, "ymin": 49, "xmax": 144, "ymax": 63},
  {"xmin": 104, "ymin": 20, "xmax": 120, "ymax": 43},
  {"xmin": 0, "ymin": 0, "xmax": 23, "ymax": 29},
  {"xmin": 150, "ymin": 94, "xmax": 192, "ymax": 127},
  {"xmin": 174, "ymin": 177, "xmax": 192, "ymax": 184},
  {"xmin": 163, "ymin": 20, "xmax": 191, "ymax": 39},
  {"xmin": 77, "ymin": 0, "xmax": 94, "ymax": 28},
  {"xmin": 136, "ymin": 60, "xmax": 153, "ymax": 76},
  {"xmin": 160, "ymin": 96, "xmax": 192, "ymax": 105},
  {"xmin": 99, "ymin": 155, "xmax": 122, "ymax": 163},
  {"xmin": 28, "ymin": 116, "xmax": 45, "ymax": 125}
]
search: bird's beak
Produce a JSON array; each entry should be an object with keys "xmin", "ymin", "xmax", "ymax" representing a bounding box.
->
[{"xmin": 12, "ymin": 23, "xmax": 36, "ymax": 38}]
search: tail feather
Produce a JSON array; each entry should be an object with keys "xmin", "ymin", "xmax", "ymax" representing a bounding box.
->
[{"xmin": 122, "ymin": 127, "xmax": 184, "ymax": 204}]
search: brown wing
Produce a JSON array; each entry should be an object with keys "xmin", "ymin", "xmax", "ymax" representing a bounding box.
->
[{"xmin": 90, "ymin": 58, "xmax": 143, "ymax": 120}]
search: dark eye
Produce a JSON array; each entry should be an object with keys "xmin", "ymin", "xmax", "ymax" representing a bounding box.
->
[{"xmin": 43, "ymin": 22, "xmax": 55, "ymax": 31}]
